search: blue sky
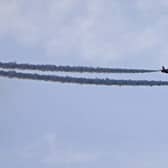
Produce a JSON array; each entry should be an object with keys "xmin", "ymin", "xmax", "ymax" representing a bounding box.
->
[{"xmin": 1, "ymin": 0, "xmax": 168, "ymax": 167}]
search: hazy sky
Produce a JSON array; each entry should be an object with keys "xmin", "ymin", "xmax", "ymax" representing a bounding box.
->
[{"xmin": 1, "ymin": 0, "xmax": 168, "ymax": 167}]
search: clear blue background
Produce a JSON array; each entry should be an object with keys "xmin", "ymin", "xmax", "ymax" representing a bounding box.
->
[{"xmin": 1, "ymin": 1, "xmax": 168, "ymax": 167}]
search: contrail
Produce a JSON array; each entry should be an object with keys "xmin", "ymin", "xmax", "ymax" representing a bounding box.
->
[
  {"xmin": 0, "ymin": 62, "xmax": 159, "ymax": 73},
  {"xmin": 0, "ymin": 70, "xmax": 167, "ymax": 86}
]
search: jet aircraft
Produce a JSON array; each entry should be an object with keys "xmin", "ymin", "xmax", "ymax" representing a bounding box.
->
[{"xmin": 161, "ymin": 66, "xmax": 168, "ymax": 73}]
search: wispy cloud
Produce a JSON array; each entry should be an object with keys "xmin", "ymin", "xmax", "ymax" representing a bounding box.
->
[
  {"xmin": 22, "ymin": 133, "xmax": 100, "ymax": 167},
  {"xmin": 1, "ymin": 0, "xmax": 168, "ymax": 63},
  {"xmin": 20, "ymin": 133, "xmax": 168, "ymax": 167}
]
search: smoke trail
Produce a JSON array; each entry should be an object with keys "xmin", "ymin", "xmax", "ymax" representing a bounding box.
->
[
  {"xmin": 0, "ymin": 62, "xmax": 159, "ymax": 73},
  {"xmin": 0, "ymin": 70, "xmax": 167, "ymax": 86}
]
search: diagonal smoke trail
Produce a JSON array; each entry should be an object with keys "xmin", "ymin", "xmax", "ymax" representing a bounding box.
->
[
  {"xmin": 0, "ymin": 62, "xmax": 159, "ymax": 73},
  {"xmin": 0, "ymin": 70, "xmax": 167, "ymax": 86}
]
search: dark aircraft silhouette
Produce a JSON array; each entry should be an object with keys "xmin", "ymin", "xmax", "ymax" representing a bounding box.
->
[{"xmin": 161, "ymin": 66, "xmax": 168, "ymax": 73}]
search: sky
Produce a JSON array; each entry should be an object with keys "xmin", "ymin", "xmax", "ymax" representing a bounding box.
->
[{"xmin": 1, "ymin": 0, "xmax": 168, "ymax": 167}]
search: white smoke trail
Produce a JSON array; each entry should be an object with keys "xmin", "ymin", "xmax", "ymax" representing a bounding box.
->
[
  {"xmin": 0, "ymin": 62, "xmax": 159, "ymax": 73},
  {"xmin": 0, "ymin": 70, "xmax": 167, "ymax": 86}
]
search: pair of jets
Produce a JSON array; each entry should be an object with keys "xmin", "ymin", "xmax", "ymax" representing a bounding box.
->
[{"xmin": 161, "ymin": 66, "xmax": 168, "ymax": 73}]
